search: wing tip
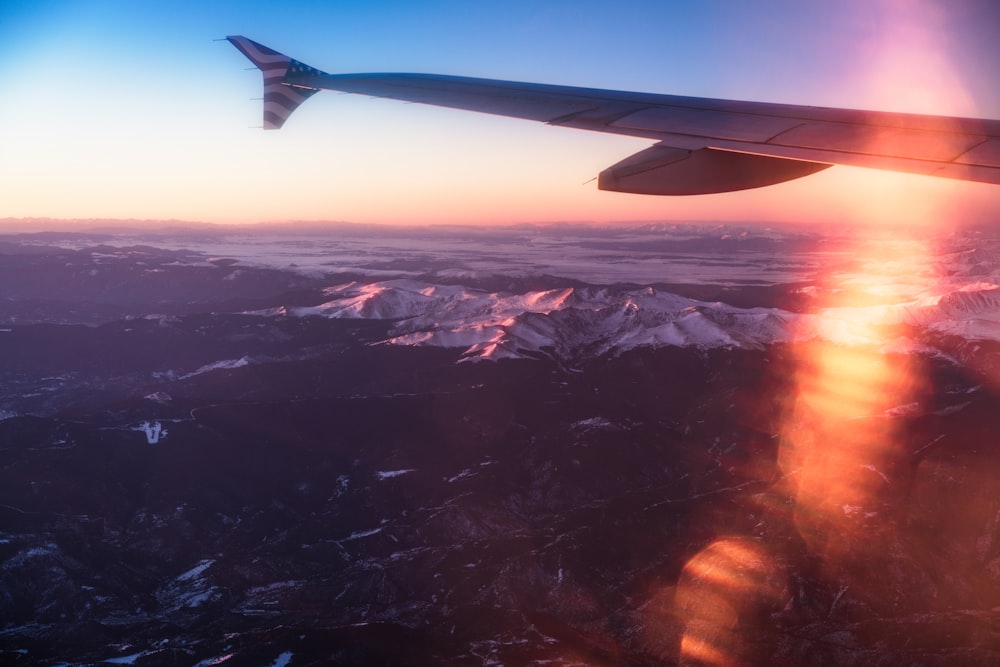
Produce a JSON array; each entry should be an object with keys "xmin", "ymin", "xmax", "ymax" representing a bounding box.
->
[{"xmin": 227, "ymin": 36, "xmax": 323, "ymax": 130}]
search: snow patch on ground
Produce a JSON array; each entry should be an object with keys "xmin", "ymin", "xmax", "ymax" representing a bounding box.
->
[
  {"xmin": 3, "ymin": 543, "xmax": 60, "ymax": 570},
  {"xmin": 376, "ymin": 469, "xmax": 416, "ymax": 480},
  {"xmin": 861, "ymin": 464, "xmax": 890, "ymax": 483},
  {"xmin": 100, "ymin": 650, "xmax": 146, "ymax": 664},
  {"xmin": 339, "ymin": 527, "xmax": 383, "ymax": 542},
  {"xmin": 177, "ymin": 559, "xmax": 215, "ymax": 583},
  {"xmin": 571, "ymin": 417, "xmax": 619, "ymax": 431},
  {"xmin": 133, "ymin": 421, "xmax": 167, "ymax": 444},
  {"xmin": 155, "ymin": 559, "xmax": 222, "ymax": 612},
  {"xmin": 446, "ymin": 469, "xmax": 478, "ymax": 483},
  {"xmin": 883, "ymin": 402, "xmax": 922, "ymax": 418},
  {"xmin": 181, "ymin": 356, "xmax": 251, "ymax": 379}
]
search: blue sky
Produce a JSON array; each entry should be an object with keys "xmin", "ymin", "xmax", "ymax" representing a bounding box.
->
[{"xmin": 1, "ymin": 0, "xmax": 997, "ymax": 226}]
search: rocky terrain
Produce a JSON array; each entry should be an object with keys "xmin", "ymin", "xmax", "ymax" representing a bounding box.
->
[{"xmin": 1, "ymin": 225, "xmax": 999, "ymax": 665}]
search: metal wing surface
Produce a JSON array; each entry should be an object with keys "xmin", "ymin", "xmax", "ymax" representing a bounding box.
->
[{"xmin": 228, "ymin": 35, "xmax": 1000, "ymax": 195}]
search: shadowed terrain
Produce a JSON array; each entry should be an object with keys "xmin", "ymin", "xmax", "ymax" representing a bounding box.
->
[{"xmin": 1, "ymin": 226, "xmax": 999, "ymax": 665}]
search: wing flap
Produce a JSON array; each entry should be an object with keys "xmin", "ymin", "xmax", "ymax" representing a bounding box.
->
[
  {"xmin": 720, "ymin": 139, "xmax": 999, "ymax": 185},
  {"xmin": 770, "ymin": 122, "xmax": 985, "ymax": 163},
  {"xmin": 598, "ymin": 144, "xmax": 830, "ymax": 195},
  {"xmin": 610, "ymin": 107, "xmax": 804, "ymax": 143},
  {"xmin": 957, "ymin": 140, "xmax": 1000, "ymax": 168},
  {"xmin": 604, "ymin": 104, "xmax": 997, "ymax": 181}
]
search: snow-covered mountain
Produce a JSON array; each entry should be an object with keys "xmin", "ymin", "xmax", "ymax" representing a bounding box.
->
[
  {"xmin": 253, "ymin": 279, "xmax": 794, "ymax": 360},
  {"xmin": 256, "ymin": 278, "xmax": 1000, "ymax": 361}
]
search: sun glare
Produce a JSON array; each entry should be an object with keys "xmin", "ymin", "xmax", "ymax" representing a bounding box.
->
[{"xmin": 656, "ymin": 1, "xmax": 980, "ymax": 652}]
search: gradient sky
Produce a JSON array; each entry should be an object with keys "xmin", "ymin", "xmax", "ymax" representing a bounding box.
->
[{"xmin": 1, "ymin": 0, "xmax": 998, "ymax": 227}]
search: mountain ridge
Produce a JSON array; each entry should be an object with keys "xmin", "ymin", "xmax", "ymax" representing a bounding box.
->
[{"xmin": 255, "ymin": 279, "xmax": 1000, "ymax": 362}]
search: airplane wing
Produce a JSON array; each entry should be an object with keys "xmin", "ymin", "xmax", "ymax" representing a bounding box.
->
[{"xmin": 227, "ymin": 35, "xmax": 1000, "ymax": 195}]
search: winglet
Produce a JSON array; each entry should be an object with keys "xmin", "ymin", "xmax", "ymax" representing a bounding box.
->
[{"xmin": 226, "ymin": 35, "xmax": 324, "ymax": 129}]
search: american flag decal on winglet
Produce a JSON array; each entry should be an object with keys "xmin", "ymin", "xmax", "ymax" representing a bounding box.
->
[{"xmin": 226, "ymin": 36, "xmax": 321, "ymax": 129}]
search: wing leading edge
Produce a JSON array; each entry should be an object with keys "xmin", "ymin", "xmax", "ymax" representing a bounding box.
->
[{"xmin": 227, "ymin": 35, "xmax": 1000, "ymax": 195}]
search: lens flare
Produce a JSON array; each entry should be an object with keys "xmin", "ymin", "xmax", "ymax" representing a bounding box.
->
[
  {"xmin": 779, "ymin": 234, "xmax": 933, "ymax": 564},
  {"xmin": 672, "ymin": 538, "xmax": 783, "ymax": 666}
]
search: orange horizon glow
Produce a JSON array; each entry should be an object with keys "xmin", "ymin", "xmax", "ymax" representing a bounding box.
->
[{"xmin": 1, "ymin": 161, "xmax": 995, "ymax": 229}]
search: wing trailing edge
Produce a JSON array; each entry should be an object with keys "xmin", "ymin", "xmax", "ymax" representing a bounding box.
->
[{"xmin": 226, "ymin": 35, "xmax": 1000, "ymax": 194}]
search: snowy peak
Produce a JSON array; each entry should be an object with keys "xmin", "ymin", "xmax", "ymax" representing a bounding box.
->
[
  {"xmin": 250, "ymin": 277, "xmax": 1000, "ymax": 362},
  {"xmin": 933, "ymin": 285, "xmax": 1000, "ymax": 320},
  {"xmin": 272, "ymin": 280, "xmax": 797, "ymax": 361},
  {"xmin": 911, "ymin": 284, "xmax": 1000, "ymax": 341}
]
